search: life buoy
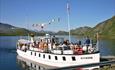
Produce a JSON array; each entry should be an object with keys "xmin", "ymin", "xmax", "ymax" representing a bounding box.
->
[{"xmin": 88, "ymin": 46, "xmax": 94, "ymax": 53}]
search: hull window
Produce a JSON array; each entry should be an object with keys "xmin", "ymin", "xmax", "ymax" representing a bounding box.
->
[
  {"xmin": 31, "ymin": 52, "xmax": 32, "ymax": 55},
  {"xmin": 39, "ymin": 54, "xmax": 41, "ymax": 57},
  {"xmin": 35, "ymin": 52, "xmax": 36, "ymax": 56},
  {"xmin": 34, "ymin": 65, "xmax": 36, "ymax": 68},
  {"xmin": 31, "ymin": 63, "xmax": 32, "ymax": 67},
  {"xmin": 43, "ymin": 54, "xmax": 45, "ymax": 58},
  {"xmin": 49, "ymin": 55, "xmax": 51, "ymax": 59},
  {"xmin": 72, "ymin": 57, "xmax": 76, "ymax": 61},
  {"xmin": 63, "ymin": 57, "xmax": 66, "ymax": 61},
  {"xmin": 55, "ymin": 56, "xmax": 58, "ymax": 60}
]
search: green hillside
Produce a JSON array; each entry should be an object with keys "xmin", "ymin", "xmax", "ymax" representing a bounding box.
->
[
  {"xmin": 0, "ymin": 23, "xmax": 35, "ymax": 36},
  {"xmin": 93, "ymin": 16, "xmax": 115, "ymax": 39},
  {"xmin": 0, "ymin": 16, "xmax": 115, "ymax": 39},
  {"xmin": 71, "ymin": 26, "xmax": 92, "ymax": 36},
  {"xmin": 0, "ymin": 23, "xmax": 55, "ymax": 36},
  {"xmin": 70, "ymin": 16, "xmax": 115, "ymax": 39}
]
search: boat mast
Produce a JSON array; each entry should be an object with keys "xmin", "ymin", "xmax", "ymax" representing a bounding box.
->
[{"xmin": 67, "ymin": 0, "xmax": 71, "ymax": 42}]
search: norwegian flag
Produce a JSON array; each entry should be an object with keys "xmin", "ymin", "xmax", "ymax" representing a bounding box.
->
[{"xmin": 67, "ymin": 2, "xmax": 70, "ymax": 14}]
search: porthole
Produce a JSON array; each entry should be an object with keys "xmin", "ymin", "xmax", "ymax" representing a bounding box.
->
[
  {"xmin": 43, "ymin": 54, "xmax": 45, "ymax": 58},
  {"xmin": 72, "ymin": 57, "xmax": 76, "ymax": 61},
  {"xmin": 49, "ymin": 55, "xmax": 51, "ymax": 59},
  {"xmin": 31, "ymin": 52, "xmax": 32, "ymax": 55},
  {"xmin": 35, "ymin": 52, "xmax": 36, "ymax": 56},
  {"xmin": 39, "ymin": 54, "xmax": 41, "ymax": 57},
  {"xmin": 63, "ymin": 56, "xmax": 66, "ymax": 61},
  {"xmin": 55, "ymin": 56, "xmax": 58, "ymax": 60}
]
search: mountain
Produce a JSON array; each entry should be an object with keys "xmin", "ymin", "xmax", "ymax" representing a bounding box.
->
[
  {"xmin": 0, "ymin": 23, "xmax": 34, "ymax": 36},
  {"xmin": 70, "ymin": 16, "xmax": 115, "ymax": 39},
  {"xmin": 0, "ymin": 23, "xmax": 56, "ymax": 36},
  {"xmin": 93, "ymin": 16, "xmax": 115, "ymax": 38},
  {"xmin": 71, "ymin": 26, "xmax": 92, "ymax": 36},
  {"xmin": 0, "ymin": 16, "xmax": 115, "ymax": 38},
  {"xmin": 56, "ymin": 31, "xmax": 68, "ymax": 35}
]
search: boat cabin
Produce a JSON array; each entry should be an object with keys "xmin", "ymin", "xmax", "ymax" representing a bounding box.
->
[{"xmin": 17, "ymin": 34, "xmax": 98, "ymax": 55}]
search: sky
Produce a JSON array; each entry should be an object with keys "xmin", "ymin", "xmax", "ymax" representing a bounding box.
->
[{"xmin": 0, "ymin": 0, "xmax": 115, "ymax": 32}]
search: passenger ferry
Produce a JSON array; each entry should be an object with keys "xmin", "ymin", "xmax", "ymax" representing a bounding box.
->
[{"xmin": 16, "ymin": 33, "xmax": 100, "ymax": 69}]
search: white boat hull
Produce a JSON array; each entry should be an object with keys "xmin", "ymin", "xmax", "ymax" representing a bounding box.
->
[{"xmin": 17, "ymin": 49, "xmax": 100, "ymax": 69}]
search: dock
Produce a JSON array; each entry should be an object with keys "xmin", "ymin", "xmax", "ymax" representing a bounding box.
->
[
  {"xmin": 100, "ymin": 56, "xmax": 115, "ymax": 70},
  {"xmin": 101, "ymin": 56, "xmax": 115, "ymax": 61},
  {"xmin": 49, "ymin": 56, "xmax": 115, "ymax": 70}
]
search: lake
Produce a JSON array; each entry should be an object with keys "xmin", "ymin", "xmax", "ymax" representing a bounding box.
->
[{"xmin": 0, "ymin": 36, "xmax": 115, "ymax": 70}]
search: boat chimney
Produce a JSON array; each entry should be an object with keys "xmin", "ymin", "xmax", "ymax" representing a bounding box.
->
[
  {"xmin": 30, "ymin": 33, "xmax": 35, "ymax": 43},
  {"xmin": 96, "ymin": 32, "xmax": 99, "ymax": 52},
  {"xmin": 46, "ymin": 34, "xmax": 50, "ymax": 38}
]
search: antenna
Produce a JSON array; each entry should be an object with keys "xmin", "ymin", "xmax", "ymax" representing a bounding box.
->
[
  {"xmin": 25, "ymin": 6, "xmax": 30, "ymax": 40},
  {"xmin": 67, "ymin": 0, "xmax": 71, "ymax": 42}
]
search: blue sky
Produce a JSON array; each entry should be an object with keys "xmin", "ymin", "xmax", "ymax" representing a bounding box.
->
[{"xmin": 0, "ymin": 0, "xmax": 115, "ymax": 32}]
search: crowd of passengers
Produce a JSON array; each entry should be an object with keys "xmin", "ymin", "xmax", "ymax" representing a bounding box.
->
[{"xmin": 18, "ymin": 36, "xmax": 97, "ymax": 54}]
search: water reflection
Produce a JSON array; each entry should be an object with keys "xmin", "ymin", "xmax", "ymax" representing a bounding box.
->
[
  {"xmin": 17, "ymin": 55, "xmax": 55, "ymax": 70},
  {"xmin": 16, "ymin": 55, "xmax": 99, "ymax": 70}
]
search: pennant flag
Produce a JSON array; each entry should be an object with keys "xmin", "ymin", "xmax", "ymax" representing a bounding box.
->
[
  {"xmin": 49, "ymin": 20, "xmax": 51, "ymax": 24},
  {"xmin": 51, "ymin": 19, "xmax": 55, "ymax": 22},
  {"xmin": 32, "ymin": 24, "xmax": 34, "ymax": 27},
  {"xmin": 35, "ymin": 24, "xmax": 37, "ymax": 27},
  {"xmin": 57, "ymin": 18, "xmax": 60, "ymax": 22}
]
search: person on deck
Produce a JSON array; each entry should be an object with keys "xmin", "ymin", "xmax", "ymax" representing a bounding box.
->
[
  {"xmin": 78, "ymin": 40, "xmax": 81, "ymax": 45},
  {"xmin": 84, "ymin": 36, "xmax": 91, "ymax": 53},
  {"xmin": 63, "ymin": 40, "xmax": 69, "ymax": 45},
  {"xmin": 74, "ymin": 44, "xmax": 83, "ymax": 55},
  {"xmin": 85, "ymin": 36, "xmax": 90, "ymax": 46},
  {"xmin": 39, "ymin": 39, "xmax": 44, "ymax": 51}
]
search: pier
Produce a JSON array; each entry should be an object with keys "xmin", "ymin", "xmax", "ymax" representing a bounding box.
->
[
  {"xmin": 101, "ymin": 56, "xmax": 115, "ymax": 61},
  {"xmin": 49, "ymin": 56, "xmax": 115, "ymax": 70}
]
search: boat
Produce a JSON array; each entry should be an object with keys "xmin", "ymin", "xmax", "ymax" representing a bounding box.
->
[
  {"xmin": 17, "ymin": 53, "xmax": 99, "ymax": 70},
  {"xmin": 17, "ymin": 33, "xmax": 100, "ymax": 69},
  {"xmin": 16, "ymin": 1, "xmax": 100, "ymax": 69}
]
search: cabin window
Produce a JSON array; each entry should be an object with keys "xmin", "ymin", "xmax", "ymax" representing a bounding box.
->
[
  {"xmin": 39, "ymin": 53, "xmax": 41, "ymax": 57},
  {"xmin": 34, "ymin": 65, "xmax": 36, "ymax": 68},
  {"xmin": 31, "ymin": 52, "xmax": 32, "ymax": 55},
  {"xmin": 35, "ymin": 52, "xmax": 36, "ymax": 56},
  {"xmin": 72, "ymin": 57, "xmax": 76, "ymax": 61},
  {"xmin": 49, "ymin": 55, "xmax": 51, "ymax": 59},
  {"xmin": 55, "ymin": 56, "xmax": 58, "ymax": 60},
  {"xmin": 31, "ymin": 63, "xmax": 32, "ymax": 67},
  {"xmin": 43, "ymin": 54, "xmax": 45, "ymax": 58},
  {"xmin": 38, "ymin": 66, "xmax": 40, "ymax": 69},
  {"xmin": 63, "ymin": 56, "xmax": 66, "ymax": 61}
]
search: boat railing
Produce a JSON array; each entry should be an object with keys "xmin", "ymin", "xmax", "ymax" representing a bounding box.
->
[{"xmin": 17, "ymin": 35, "xmax": 99, "ymax": 55}]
